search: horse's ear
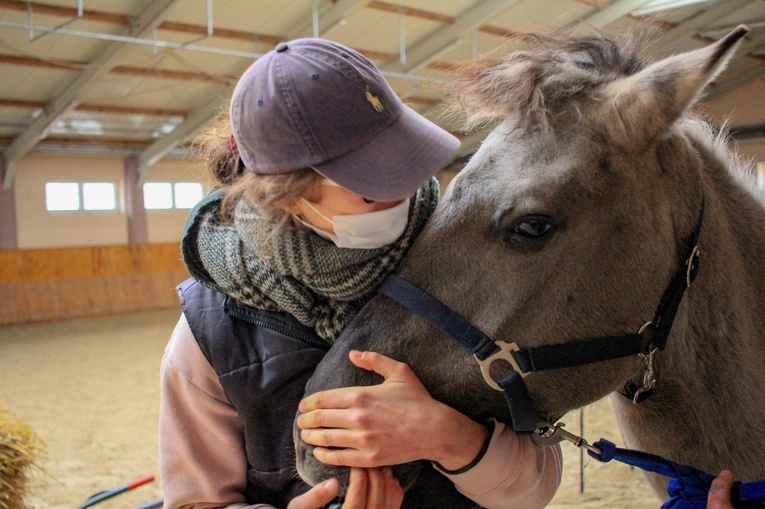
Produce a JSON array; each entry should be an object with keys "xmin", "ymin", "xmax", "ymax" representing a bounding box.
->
[{"xmin": 601, "ymin": 25, "xmax": 749, "ymax": 149}]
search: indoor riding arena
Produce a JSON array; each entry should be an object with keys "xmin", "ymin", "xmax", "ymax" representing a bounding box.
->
[{"xmin": 1, "ymin": 1, "xmax": 764, "ymax": 508}]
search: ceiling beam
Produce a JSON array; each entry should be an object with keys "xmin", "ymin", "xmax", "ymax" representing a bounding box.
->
[
  {"xmin": 2, "ymin": 0, "xmax": 184, "ymax": 189},
  {"xmin": 383, "ymin": 0, "xmax": 523, "ymax": 74},
  {"xmin": 0, "ymin": 0, "xmax": 128, "ymax": 25},
  {"xmin": 0, "ymin": 0, "xmax": 283, "ymax": 45},
  {"xmin": 367, "ymin": 1, "xmax": 455, "ymax": 24},
  {"xmin": 0, "ymin": 98, "xmax": 186, "ymax": 118},
  {"xmin": 655, "ymin": 0, "xmax": 758, "ymax": 52},
  {"xmin": 574, "ymin": 0, "xmax": 654, "ymax": 29},
  {"xmin": 136, "ymin": 91, "xmax": 231, "ymax": 186}
]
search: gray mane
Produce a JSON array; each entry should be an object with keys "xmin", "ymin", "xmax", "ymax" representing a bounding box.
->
[{"xmin": 443, "ymin": 29, "xmax": 648, "ymax": 131}]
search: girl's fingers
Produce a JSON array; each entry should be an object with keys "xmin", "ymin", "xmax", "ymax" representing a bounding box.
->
[
  {"xmin": 342, "ymin": 468, "xmax": 368, "ymax": 509},
  {"xmin": 300, "ymin": 428, "xmax": 360, "ymax": 449},
  {"xmin": 707, "ymin": 470, "xmax": 734, "ymax": 509},
  {"xmin": 299, "ymin": 387, "xmax": 364, "ymax": 413},
  {"xmin": 297, "ymin": 409, "xmax": 354, "ymax": 430},
  {"xmin": 365, "ymin": 468, "xmax": 385, "ymax": 508}
]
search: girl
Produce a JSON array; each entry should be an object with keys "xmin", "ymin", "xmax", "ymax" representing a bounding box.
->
[{"xmin": 159, "ymin": 38, "xmax": 561, "ymax": 509}]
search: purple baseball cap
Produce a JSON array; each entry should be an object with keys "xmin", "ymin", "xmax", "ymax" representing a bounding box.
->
[{"xmin": 229, "ymin": 38, "xmax": 460, "ymax": 201}]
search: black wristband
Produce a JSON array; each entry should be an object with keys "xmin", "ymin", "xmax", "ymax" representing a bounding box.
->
[{"xmin": 436, "ymin": 420, "xmax": 496, "ymax": 475}]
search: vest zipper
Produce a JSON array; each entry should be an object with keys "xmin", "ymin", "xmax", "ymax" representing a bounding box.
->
[{"xmin": 226, "ymin": 308, "xmax": 331, "ymax": 351}]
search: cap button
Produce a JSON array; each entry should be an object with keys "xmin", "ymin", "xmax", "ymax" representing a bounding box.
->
[{"xmin": 275, "ymin": 43, "xmax": 289, "ymax": 53}]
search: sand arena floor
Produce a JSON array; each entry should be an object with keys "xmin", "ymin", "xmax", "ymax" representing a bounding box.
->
[{"xmin": 0, "ymin": 310, "xmax": 661, "ymax": 508}]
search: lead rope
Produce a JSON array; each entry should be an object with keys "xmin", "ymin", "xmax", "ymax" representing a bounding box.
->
[{"xmin": 532, "ymin": 424, "xmax": 765, "ymax": 508}]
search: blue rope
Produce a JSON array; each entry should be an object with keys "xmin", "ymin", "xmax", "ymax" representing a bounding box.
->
[{"xmin": 588, "ymin": 439, "xmax": 765, "ymax": 508}]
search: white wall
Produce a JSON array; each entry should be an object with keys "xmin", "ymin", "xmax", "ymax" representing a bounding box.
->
[
  {"xmin": 144, "ymin": 157, "xmax": 209, "ymax": 244},
  {"xmin": 13, "ymin": 153, "xmax": 208, "ymax": 249},
  {"xmin": 15, "ymin": 154, "xmax": 128, "ymax": 249}
]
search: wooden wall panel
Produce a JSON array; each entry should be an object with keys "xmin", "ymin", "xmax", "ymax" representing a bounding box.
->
[{"xmin": 0, "ymin": 244, "xmax": 190, "ymax": 326}]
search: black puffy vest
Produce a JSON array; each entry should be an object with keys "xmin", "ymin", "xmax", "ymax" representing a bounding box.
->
[{"xmin": 178, "ymin": 278, "xmax": 478, "ymax": 509}]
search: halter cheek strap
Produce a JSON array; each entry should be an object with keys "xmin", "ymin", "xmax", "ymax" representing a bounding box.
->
[{"xmin": 378, "ymin": 275, "xmax": 648, "ymax": 431}]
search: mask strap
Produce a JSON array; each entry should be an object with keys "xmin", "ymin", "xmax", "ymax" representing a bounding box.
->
[
  {"xmin": 300, "ymin": 198, "xmax": 334, "ymax": 225},
  {"xmin": 321, "ymin": 178, "xmax": 376, "ymax": 203}
]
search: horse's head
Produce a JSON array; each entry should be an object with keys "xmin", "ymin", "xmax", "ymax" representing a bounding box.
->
[{"xmin": 295, "ymin": 26, "xmax": 749, "ymax": 490}]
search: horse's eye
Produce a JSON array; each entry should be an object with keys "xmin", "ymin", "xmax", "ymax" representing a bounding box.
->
[
  {"xmin": 513, "ymin": 216, "xmax": 554, "ymax": 238},
  {"xmin": 495, "ymin": 214, "xmax": 557, "ymax": 251}
]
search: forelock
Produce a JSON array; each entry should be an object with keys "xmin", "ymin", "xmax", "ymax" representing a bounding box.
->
[{"xmin": 443, "ymin": 28, "xmax": 648, "ymax": 132}]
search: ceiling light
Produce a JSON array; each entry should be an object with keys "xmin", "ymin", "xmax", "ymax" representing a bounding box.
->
[{"xmin": 631, "ymin": 0, "xmax": 710, "ymax": 17}]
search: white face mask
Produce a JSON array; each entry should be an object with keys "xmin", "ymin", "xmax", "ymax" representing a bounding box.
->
[{"xmin": 298, "ymin": 197, "xmax": 410, "ymax": 249}]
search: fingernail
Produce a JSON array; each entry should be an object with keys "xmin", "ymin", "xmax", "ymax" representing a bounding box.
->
[
  {"xmin": 720, "ymin": 470, "xmax": 733, "ymax": 477},
  {"xmin": 349, "ymin": 350, "xmax": 362, "ymax": 357},
  {"xmin": 324, "ymin": 478, "xmax": 339, "ymax": 490}
]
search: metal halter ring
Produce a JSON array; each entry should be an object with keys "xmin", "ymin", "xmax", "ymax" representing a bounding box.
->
[{"xmin": 474, "ymin": 341, "xmax": 526, "ymax": 392}]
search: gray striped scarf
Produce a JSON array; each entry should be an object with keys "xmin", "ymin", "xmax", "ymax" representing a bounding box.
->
[{"xmin": 181, "ymin": 178, "xmax": 438, "ymax": 343}]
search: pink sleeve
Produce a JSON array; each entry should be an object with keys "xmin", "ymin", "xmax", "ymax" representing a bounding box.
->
[
  {"xmin": 437, "ymin": 420, "xmax": 563, "ymax": 509},
  {"xmin": 159, "ymin": 314, "xmax": 277, "ymax": 509}
]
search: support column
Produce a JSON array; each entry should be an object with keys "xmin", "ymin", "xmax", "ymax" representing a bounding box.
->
[
  {"xmin": 124, "ymin": 157, "xmax": 149, "ymax": 244},
  {"xmin": 0, "ymin": 155, "xmax": 18, "ymax": 250}
]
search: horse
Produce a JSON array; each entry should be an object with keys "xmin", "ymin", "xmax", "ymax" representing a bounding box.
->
[{"xmin": 294, "ymin": 25, "xmax": 765, "ymax": 502}]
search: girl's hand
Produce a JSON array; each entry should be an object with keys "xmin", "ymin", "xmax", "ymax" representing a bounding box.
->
[
  {"xmin": 707, "ymin": 470, "xmax": 734, "ymax": 509},
  {"xmin": 297, "ymin": 351, "xmax": 489, "ymax": 471},
  {"xmin": 286, "ymin": 468, "xmax": 403, "ymax": 509},
  {"xmin": 287, "ymin": 477, "xmax": 341, "ymax": 509},
  {"xmin": 341, "ymin": 467, "xmax": 404, "ymax": 509}
]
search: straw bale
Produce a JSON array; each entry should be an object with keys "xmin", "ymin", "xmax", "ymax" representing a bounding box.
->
[{"xmin": 0, "ymin": 406, "xmax": 45, "ymax": 509}]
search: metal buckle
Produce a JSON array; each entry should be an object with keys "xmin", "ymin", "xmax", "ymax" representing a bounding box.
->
[
  {"xmin": 474, "ymin": 341, "xmax": 526, "ymax": 392},
  {"xmin": 632, "ymin": 346, "xmax": 658, "ymax": 404},
  {"xmin": 531, "ymin": 422, "xmax": 602, "ymax": 454}
]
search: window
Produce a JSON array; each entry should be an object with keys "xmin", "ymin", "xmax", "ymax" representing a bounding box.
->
[
  {"xmin": 174, "ymin": 183, "xmax": 204, "ymax": 209},
  {"xmin": 143, "ymin": 183, "xmax": 173, "ymax": 210},
  {"xmin": 144, "ymin": 182, "xmax": 204, "ymax": 210},
  {"xmin": 83, "ymin": 183, "xmax": 117, "ymax": 211},
  {"xmin": 46, "ymin": 182, "xmax": 116, "ymax": 212},
  {"xmin": 46, "ymin": 183, "xmax": 80, "ymax": 211}
]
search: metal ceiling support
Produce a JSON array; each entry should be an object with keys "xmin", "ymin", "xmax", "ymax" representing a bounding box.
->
[
  {"xmin": 0, "ymin": 20, "xmax": 269, "ymax": 59},
  {"xmin": 399, "ymin": 6, "xmax": 407, "ymax": 65},
  {"xmin": 179, "ymin": 0, "xmax": 214, "ymax": 46},
  {"xmin": 289, "ymin": 0, "xmax": 371, "ymax": 39},
  {"xmin": 28, "ymin": 0, "xmax": 84, "ymax": 43},
  {"xmin": 456, "ymin": 0, "xmax": 658, "ymax": 157},
  {"xmin": 133, "ymin": 0, "xmax": 373, "ymax": 182},
  {"xmin": 383, "ymin": 0, "xmax": 522, "ymax": 74},
  {"xmin": 655, "ymin": 0, "xmax": 758, "ymax": 51},
  {"xmin": 1, "ymin": 0, "xmax": 184, "ymax": 189},
  {"xmin": 312, "ymin": 0, "xmax": 320, "ymax": 38},
  {"xmin": 136, "ymin": 91, "xmax": 231, "ymax": 186},
  {"xmin": 575, "ymin": 0, "xmax": 655, "ymax": 29}
]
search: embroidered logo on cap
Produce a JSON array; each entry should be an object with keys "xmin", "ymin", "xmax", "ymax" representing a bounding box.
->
[{"xmin": 365, "ymin": 86, "xmax": 384, "ymax": 112}]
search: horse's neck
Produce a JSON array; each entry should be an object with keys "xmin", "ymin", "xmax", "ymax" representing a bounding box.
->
[{"xmin": 613, "ymin": 146, "xmax": 765, "ymax": 480}]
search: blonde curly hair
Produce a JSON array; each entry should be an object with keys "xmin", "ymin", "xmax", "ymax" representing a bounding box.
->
[{"xmin": 193, "ymin": 105, "xmax": 324, "ymax": 223}]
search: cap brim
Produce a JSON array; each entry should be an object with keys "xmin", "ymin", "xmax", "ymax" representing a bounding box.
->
[{"xmin": 312, "ymin": 105, "xmax": 461, "ymax": 201}]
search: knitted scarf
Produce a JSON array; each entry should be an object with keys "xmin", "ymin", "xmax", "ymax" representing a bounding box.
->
[{"xmin": 181, "ymin": 178, "xmax": 438, "ymax": 344}]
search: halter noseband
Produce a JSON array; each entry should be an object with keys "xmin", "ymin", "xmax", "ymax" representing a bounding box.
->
[{"xmin": 378, "ymin": 201, "xmax": 704, "ymax": 432}]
